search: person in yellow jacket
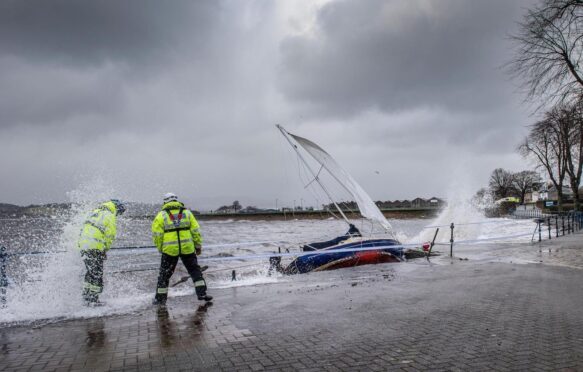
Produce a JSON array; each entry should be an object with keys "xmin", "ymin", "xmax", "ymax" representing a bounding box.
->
[
  {"xmin": 78, "ymin": 199, "xmax": 125, "ymax": 305},
  {"xmin": 152, "ymin": 193, "xmax": 212, "ymax": 305}
]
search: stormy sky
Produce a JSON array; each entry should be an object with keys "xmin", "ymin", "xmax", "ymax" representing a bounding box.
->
[{"xmin": 0, "ymin": 0, "xmax": 539, "ymax": 209}]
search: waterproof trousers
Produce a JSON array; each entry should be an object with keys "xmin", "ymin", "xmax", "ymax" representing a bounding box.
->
[
  {"xmin": 155, "ymin": 252, "xmax": 207, "ymax": 304},
  {"xmin": 82, "ymin": 250, "xmax": 106, "ymax": 303}
]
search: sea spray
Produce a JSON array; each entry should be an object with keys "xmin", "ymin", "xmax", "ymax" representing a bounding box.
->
[
  {"xmin": 409, "ymin": 175, "xmax": 533, "ymax": 247},
  {"xmin": 0, "ymin": 177, "xmax": 148, "ymax": 323},
  {"xmin": 411, "ymin": 173, "xmax": 491, "ymax": 244},
  {"xmin": 3, "ymin": 203, "xmax": 85, "ymax": 321}
]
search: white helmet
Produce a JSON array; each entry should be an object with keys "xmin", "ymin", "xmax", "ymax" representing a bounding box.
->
[{"xmin": 163, "ymin": 193, "xmax": 178, "ymax": 203}]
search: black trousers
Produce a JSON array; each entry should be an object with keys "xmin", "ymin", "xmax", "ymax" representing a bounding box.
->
[
  {"xmin": 82, "ymin": 250, "xmax": 106, "ymax": 302},
  {"xmin": 155, "ymin": 252, "xmax": 207, "ymax": 302}
]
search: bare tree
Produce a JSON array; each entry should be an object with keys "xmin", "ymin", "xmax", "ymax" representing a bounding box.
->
[
  {"xmin": 508, "ymin": 0, "xmax": 583, "ymax": 107},
  {"xmin": 518, "ymin": 106, "xmax": 568, "ymax": 209},
  {"xmin": 560, "ymin": 102, "xmax": 583, "ymax": 209},
  {"xmin": 512, "ymin": 170, "xmax": 543, "ymax": 204},
  {"xmin": 488, "ymin": 168, "xmax": 516, "ymax": 200}
]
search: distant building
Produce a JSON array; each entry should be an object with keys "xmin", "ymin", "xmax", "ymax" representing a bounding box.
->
[
  {"xmin": 215, "ymin": 206, "xmax": 236, "ymax": 213},
  {"xmin": 430, "ymin": 197, "xmax": 446, "ymax": 207},
  {"xmin": 524, "ymin": 191, "xmax": 540, "ymax": 203},
  {"xmin": 411, "ymin": 198, "xmax": 425, "ymax": 208},
  {"xmin": 547, "ymin": 185, "xmax": 574, "ymax": 201},
  {"xmin": 240, "ymin": 206, "xmax": 260, "ymax": 213},
  {"xmin": 375, "ymin": 197, "xmax": 445, "ymax": 209}
]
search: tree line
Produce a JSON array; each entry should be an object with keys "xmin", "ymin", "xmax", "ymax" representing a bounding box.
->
[
  {"xmin": 478, "ymin": 169, "xmax": 543, "ymax": 205},
  {"xmin": 496, "ymin": 0, "xmax": 583, "ymax": 210}
]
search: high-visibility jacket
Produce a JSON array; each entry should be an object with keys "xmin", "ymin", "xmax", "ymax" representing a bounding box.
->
[
  {"xmin": 78, "ymin": 201, "xmax": 117, "ymax": 252},
  {"xmin": 152, "ymin": 201, "xmax": 202, "ymax": 256}
]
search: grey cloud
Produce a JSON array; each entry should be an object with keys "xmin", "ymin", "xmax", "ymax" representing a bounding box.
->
[
  {"xmin": 0, "ymin": 58, "xmax": 125, "ymax": 128},
  {"xmin": 0, "ymin": 1, "xmax": 539, "ymax": 207},
  {"xmin": 278, "ymin": 0, "xmax": 536, "ymax": 118},
  {"xmin": 0, "ymin": 0, "xmax": 220, "ymax": 67},
  {"xmin": 0, "ymin": 0, "xmax": 256, "ymax": 130}
]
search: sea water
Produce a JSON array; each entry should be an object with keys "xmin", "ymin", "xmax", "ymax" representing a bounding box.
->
[{"xmin": 0, "ymin": 203, "xmax": 535, "ymax": 324}]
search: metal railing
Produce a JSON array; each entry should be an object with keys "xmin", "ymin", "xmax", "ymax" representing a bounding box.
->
[
  {"xmin": 512, "ymin": 208, "xmax": 551, "ymax": 219},
  {"xmin": 532, "ymin": 211, "xmax": 583, "ymax": 242}
]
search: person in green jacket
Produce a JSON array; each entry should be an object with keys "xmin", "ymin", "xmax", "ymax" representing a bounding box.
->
[
  {"xmin": 78, "ymin": 199, "xmax": 125, "ymax": 305},
  {"xmin": 152, "ymin": 193, "xmax": 212, "ymax": 305}
]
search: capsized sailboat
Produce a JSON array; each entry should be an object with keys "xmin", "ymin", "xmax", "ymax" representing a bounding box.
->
[{"xmin": 271, "ymin": 125, "xmax": 425, "ymax": 275}]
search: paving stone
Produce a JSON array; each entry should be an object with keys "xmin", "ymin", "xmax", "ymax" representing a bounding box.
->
[{"xmin": 3, "ymin": 237, "xmax": 583, "ymax": 371}]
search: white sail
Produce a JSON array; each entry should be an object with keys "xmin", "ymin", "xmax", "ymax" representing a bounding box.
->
[{"xmin": 288, "ymin": 132, "xmax": 393, "ymax": 231}]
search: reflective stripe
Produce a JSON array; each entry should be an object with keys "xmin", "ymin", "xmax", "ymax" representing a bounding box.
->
[
  {"xmin": 164, "ymin": 227, "xmax": 190, "ymax": 233},
  {"xmin": 85, "ymin": 209, "xmax": 109, "ymax": 233},
  {"xmin": 194, "ymin": 280, "xmax": 206, "ymax": 288},
  {"xmin": 85, "ymin": 221, "xmax": 106, "ymax": 235},
  {"xmin": 78, "ymin": 236, "xmax": 107, "ymax": 251},
  {"xmin": 162, "ymin": 239, "xmax": 192, "ymax": 246},
  {"xmin": 163, "ymin": 222, "xmax": 190, "ymax": 230},
  {"xmin": 83, "ymin": 282, "xmax": 102, "ymax": 293},
  {"xmin": 157, "ymin": 288, "xmax": 168, "ymax": 294},
  {"xmin": 81, "ymin": 236, "xmax": 106, "ymax": 244}
]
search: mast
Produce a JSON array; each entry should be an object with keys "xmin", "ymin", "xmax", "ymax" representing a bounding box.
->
[{"xmin": 276, "ymin": 124, "xmax": 351, "ymax": 226}]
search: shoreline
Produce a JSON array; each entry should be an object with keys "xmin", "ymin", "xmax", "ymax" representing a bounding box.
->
[{"xmin": 135, "ymin": 208, "xmax": 443, "ymax": 221}]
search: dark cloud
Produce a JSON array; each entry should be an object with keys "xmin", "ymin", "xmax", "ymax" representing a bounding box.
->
[
  {"xmin": 0, "ymin": 0, "xmax": 219, "ymax": 67},
  {"xmin": 0, "ymin": 58, "xmax": 125, "ymax": 127},
  {"xmin": 0, "ymin": 1, "xmax": 539, "ymax": 207},
  {"xmin": 0, "ymin": 1, "xmax": 250, "ymax": 129},
  {"xmin": 277, "ymin": 0, "xmax": 536, "ymax": 118}
]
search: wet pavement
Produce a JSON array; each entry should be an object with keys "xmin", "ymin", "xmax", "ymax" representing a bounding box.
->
[{"xmin": 2, "ymin": 233, "xmax": 583, "ymax": 371}]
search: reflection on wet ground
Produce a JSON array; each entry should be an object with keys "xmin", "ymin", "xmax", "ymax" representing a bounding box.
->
[
  {"xmin": 156, "ymin": 302, "xmax": 213, "ymax": 348},
  {"xmin": 448, "ymin": 233, "xmax": 583, "ymax": 270},
  {"xmin": 85, "ymin": 319, "xmax": 106, "ymax": 349}
]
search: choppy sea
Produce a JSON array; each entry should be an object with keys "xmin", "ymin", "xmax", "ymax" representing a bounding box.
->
[{"xmin": 0, "ymin": 204, "xmax": 537, "ymax": 324}]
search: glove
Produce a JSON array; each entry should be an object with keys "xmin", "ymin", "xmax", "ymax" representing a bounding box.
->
[{"xmin": 195, "ymin": 245, "xmax": 202, "ymax": 256}]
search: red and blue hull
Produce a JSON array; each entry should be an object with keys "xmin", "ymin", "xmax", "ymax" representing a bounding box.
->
[{"xmin": 283, "ymin": 239, "xmax": 403, "ymax": 274}]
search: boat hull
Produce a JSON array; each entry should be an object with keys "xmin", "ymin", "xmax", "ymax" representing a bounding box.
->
[{"xmin": 284, "ymin": 239, "xmax": 403, "ymax": 274}]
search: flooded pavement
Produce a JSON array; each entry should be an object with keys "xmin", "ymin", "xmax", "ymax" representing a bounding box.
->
[{"xmin": 1, "ymin": 233, "xmax": 583, "ymax": 371}]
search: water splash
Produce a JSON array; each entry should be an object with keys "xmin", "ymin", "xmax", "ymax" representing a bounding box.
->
[
  {"xmin": 2, "ymin": 176, "xmax": 124, "ymax": 323},
  {"xmin": 412, "ymin": 173, "xmax": 493, "ymax": 244}
]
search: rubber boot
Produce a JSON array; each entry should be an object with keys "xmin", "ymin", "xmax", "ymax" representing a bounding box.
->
[{"xmin": 197, "ymin": 294, "xmax": 213, "ymax": 302}]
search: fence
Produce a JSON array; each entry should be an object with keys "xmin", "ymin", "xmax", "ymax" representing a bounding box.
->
[
  {"xmin": 512, "ymin": 208, "xmax": 551, "ymax": 219},
  {"xmin": 532, "ymin": 211, "xmax": 583, "ymax": 242}
]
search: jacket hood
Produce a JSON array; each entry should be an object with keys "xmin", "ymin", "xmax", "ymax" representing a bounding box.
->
[
  {"xmin": 100, "ymin": 201, "xmax": 117, "ymax": 214},
  {"xmin": 162, "ymin": 201, "xmax": 185, "ymax": 210}
]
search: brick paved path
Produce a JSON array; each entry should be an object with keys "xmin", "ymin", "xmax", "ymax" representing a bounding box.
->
[{"xmin": 2, "ymin": 235, "xmax": 583, "ymax": 371}]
